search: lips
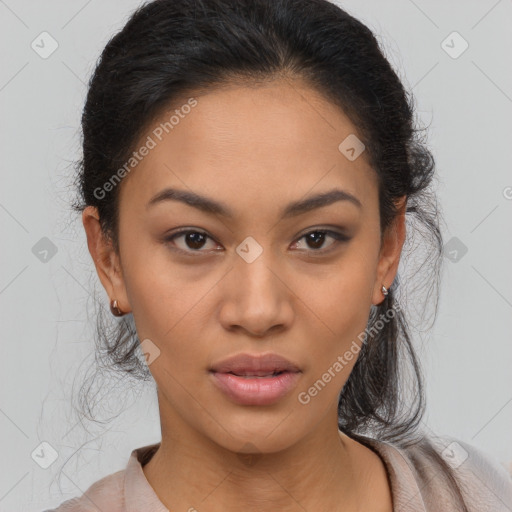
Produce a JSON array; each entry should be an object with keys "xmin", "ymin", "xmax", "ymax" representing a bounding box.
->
[
  {"xmin": 209, "ymin": 352, "xmax": 302, "ymax": 405},
  {"xmin": 209, "ymin": 353, "xmax": 301, "ymax": 376}
]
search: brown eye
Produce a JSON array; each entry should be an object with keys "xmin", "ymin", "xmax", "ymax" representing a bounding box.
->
[
  {"xmin": 164, "ymin": 229, "xmax": 219, "ymax": 253},
  {"xmin": 293, "ymin": 230, "xmax": 350, "ymax": 253},
  {"xmin": 181, "ymin": 231, "xmax": 208, "ymax": 250}
]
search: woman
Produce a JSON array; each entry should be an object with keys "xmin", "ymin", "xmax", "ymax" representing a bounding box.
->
[{"xmin": 49, "ymin": 0, "xmax": 512, "ymax": 510}]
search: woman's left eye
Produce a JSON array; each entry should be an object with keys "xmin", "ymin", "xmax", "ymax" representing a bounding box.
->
[
  {"xmin": 164, "ymin": 228, "xmax": 349, "ymax": 255},
  {"xmin": 293, "ymin": 229, "xmax": 350, "ymax": 253}
]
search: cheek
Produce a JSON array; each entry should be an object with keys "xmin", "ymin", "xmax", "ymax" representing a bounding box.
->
[
  {"xmin": 119, "ymin": 228, "xmax": 192, "ymax": 333},
  {"xmin": 299, "ymin": 250, "xmax": 376, "ymax": 336},
  {"xmin": 121, "ymin": 249, "xmax": 218, "ymax": 378},
  {"xmin": 296, "ymin": 247, "xmax": 377, "ymax": 390},
  {"xmin": 126, "ymin": 267, "xmax": 206, "ymax": 343}
]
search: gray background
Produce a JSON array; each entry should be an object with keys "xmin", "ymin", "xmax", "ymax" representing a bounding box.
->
[{"xmin": 1, "ymin": 0, "xmax": 511, "ymax": 510}]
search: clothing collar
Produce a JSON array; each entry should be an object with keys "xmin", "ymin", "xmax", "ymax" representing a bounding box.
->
[
  {"xmin": 354, "ymin": 434, "xmax": 427, "ymax": 511},
  {"xmin": 124, "ymin": 442, "xmax": 169, "ymax": 512}
]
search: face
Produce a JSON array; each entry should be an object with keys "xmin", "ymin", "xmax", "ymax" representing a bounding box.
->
[{"xmin": 84, "ymin": 78, "xmax": 405, "ymax": 455}]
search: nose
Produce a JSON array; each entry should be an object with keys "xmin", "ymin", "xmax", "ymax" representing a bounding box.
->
[{"xmin": 217, "ymin": 249, "xmax": 294, "ymax": 338}]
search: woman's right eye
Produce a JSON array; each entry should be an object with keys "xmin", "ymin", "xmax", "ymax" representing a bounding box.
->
[{"xmin": 164, "ymin": 229, "xmax": 221, "ymax": 254}]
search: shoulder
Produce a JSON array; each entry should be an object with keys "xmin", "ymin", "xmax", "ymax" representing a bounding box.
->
[
  {"xmin": 44, "ymin": 469, "xmax": 126, "ymax": 512},
  {"xmin": 401, "ymin": 434, "xmax": 512, "ymax": 512},
  {"xmin": 353, "ymin": 431, "xmax": 512, "ymax": 511}
]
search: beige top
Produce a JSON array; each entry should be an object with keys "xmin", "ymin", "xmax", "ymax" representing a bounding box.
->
[{"xmin": 47, "ymin": 433, "xmax": 512, "ymax": 511}]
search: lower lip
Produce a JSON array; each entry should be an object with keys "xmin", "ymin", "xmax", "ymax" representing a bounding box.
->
[{"xmin": 210, "ymin": 371, "xmax": 301, "ymax": 405}]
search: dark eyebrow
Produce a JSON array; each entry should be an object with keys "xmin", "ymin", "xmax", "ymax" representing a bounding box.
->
[{"xmin": 146, "ymin": 187, "xmax": 362, "ymax": 218}]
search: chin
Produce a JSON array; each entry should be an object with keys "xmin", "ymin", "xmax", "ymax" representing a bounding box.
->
[{"xmin": 196, "ymin": 407, "xmax": 306, "ymax": 455}]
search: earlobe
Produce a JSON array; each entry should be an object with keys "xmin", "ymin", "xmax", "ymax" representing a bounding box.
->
[
  {"xmin": 110, "ymin": 299, "xmax": 126, "ymax": 317},
  {"xmin": 372, "ymin": 197, "xmax": 407, "ymax": 306},
  {"xmin": 372, "ymin": 283, "xmax": 390, "ymax": 306}
]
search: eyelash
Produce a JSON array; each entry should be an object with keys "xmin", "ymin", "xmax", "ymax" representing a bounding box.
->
[{"xmin": 163, "ymin": 228, "xmax": 350, "ymax": 256}]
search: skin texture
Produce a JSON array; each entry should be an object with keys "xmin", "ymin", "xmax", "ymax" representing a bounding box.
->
[{"xmin": 83, "ymin": 77, "xmax": 405, "ymax": 511}]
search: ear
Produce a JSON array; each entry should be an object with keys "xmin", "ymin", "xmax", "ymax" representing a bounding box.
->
[
  {"xmin": 82, "ymin": 206, "xmax": 131, "ymax": 314},
  {"xmin": 371, "ymin": 196, "xmax": 407, "ymax": 306}
]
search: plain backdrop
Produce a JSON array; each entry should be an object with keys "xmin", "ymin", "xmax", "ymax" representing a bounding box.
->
[{"xmin": 1, "ymin": 0, "xmax": 511, "ymax": 510}]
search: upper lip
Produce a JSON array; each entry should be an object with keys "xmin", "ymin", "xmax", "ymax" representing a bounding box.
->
[{"xmin": 209, "ymin": 353, "xmax": 301, "ymax": 376}]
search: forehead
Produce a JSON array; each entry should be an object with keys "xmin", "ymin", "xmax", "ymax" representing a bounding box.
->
[{"xmin": 119, "ymin": 78, "xmax": 378, "ymax": 218}]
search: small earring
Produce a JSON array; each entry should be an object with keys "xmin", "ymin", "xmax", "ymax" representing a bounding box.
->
[
  {"xmin": 110, "ymin": 299, "xmax": 125, "ymax": 317},
  {"xmin": 381, "ymin": 285, "xmax": 389, "ymax": 297}
]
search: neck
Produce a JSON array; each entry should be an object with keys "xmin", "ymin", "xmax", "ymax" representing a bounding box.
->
[{"xmin": 142, "ymin": 417, "xmax": 365, "ymax": 512}]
